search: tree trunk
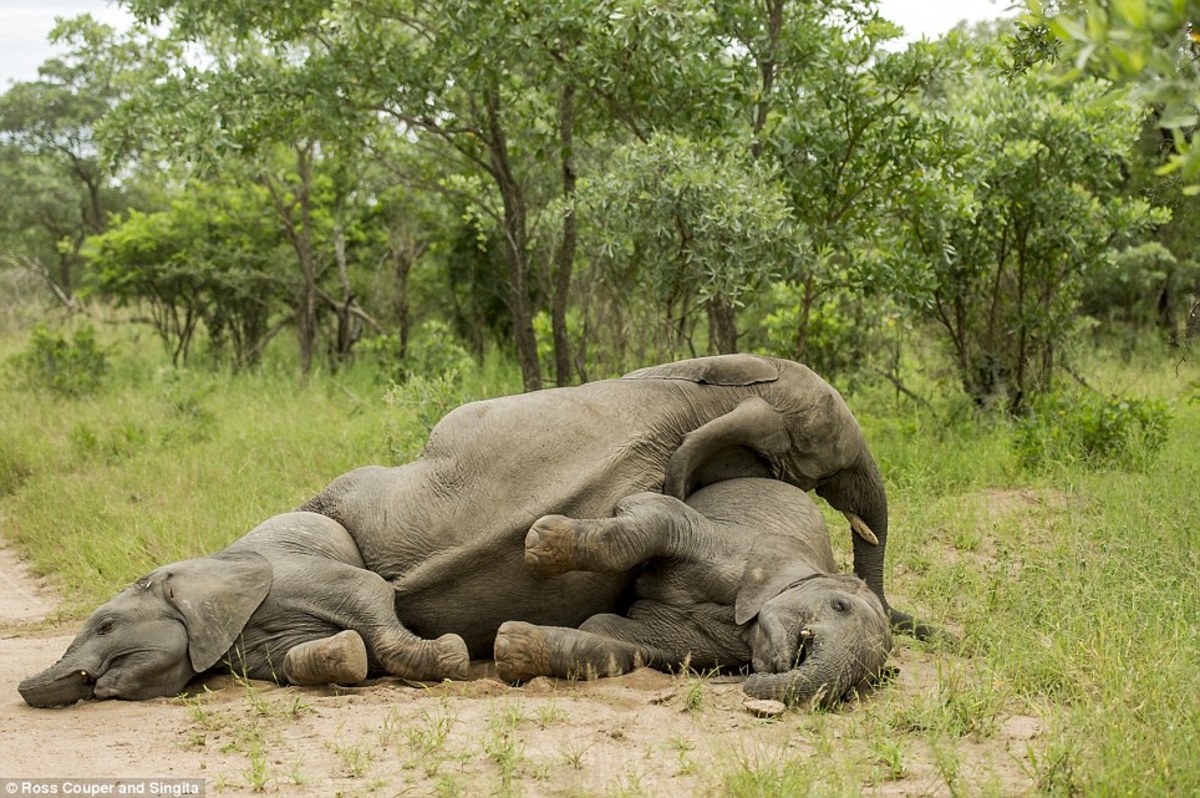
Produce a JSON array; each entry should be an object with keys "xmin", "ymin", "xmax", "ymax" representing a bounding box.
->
[
  {"xmin": 330, "ymin": 224, "xmax": 360, "ymax": 368},
  {"xmin": 552, "ymin": 82, "xmax": 578, "ymax": 387},
  {"xmin": 707, "ymin": 294, "xmax": 739, "ymax": 354},
  {"xmin": 263, "ymin": 144, "xmax": 320, "ymax": 376},
  {"xmin": 388, "ymin": 225, "xmax": 423, "ymax": 360},
  {"xmin": 485, "ymin": 86, "xmax": 542, "ymax": 391}
]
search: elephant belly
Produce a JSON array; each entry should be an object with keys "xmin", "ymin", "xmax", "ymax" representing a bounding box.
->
[{"xmin": 395, "ymin": 569, "xmax": 635, "ymax": 658}]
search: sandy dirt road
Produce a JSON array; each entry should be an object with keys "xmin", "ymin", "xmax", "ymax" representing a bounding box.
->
[{"xmin": 0, "ymin": 542, "xmax": 1040, "ymax": 796}]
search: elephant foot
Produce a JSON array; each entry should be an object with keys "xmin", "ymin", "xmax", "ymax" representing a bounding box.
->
[
  {"xmin": 524, "ymin": 515, "xmax": 579, "ymax": 576},
  {"xmin": 434, "ymin": 633, "xmax": 471, "ymax": 681},
  {"xmin": 494, "ymin": 621, "xmax": 554, "ymax": 683},
  {"xmin": 283, "ymin": 630, "xmax": 369, "ymax": 686},
  {"xmin": 888, "ymin": 607, "xmax": 940, "ymax": 643}
]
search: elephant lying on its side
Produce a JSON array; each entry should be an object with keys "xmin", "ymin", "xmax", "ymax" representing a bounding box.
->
[
  {"xmin": 493, "ymin": 478, "xmax": 892, "ymax": 707},
  {"xmin": 18, "ymin": 513, "xmax": 468, "ymax": 707},
  {"xmin": 21, "ymin": 354, "xmax": 922, "ymax": 706}
]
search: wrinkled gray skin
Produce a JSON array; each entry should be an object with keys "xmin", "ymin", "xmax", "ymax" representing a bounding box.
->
[
  {"xmin": 493, "ymin": 479, "xmax": 892, "ymax": 708},
  {"xmin": 21, "ymin": 354, "xmax": 921, "ymax": 706},
  {"xmin": 19, "ymin": 513, "xmax": 467, "ymax": 707},
  {"xmin": 306, "ymin": 355, "xmax": 923, "ymax": 647}
]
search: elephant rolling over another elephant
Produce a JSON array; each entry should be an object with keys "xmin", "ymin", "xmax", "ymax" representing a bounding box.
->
[
  {"xmin": 495, "ymin": 478, "xmax": 892, "ymax": 708},
  {"xmin": 304, "ymin": 354, "xmax": 925, "ymax": 647},
  {"xmin": 21, "ymin": 354, "xmax": 923, "ymax": 706}
]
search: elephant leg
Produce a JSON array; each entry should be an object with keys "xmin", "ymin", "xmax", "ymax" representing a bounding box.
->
[
  {"xmin": 294, "ymin": 562, "xmax": 470, "ymax": 682},
  {"xmin": 663, "ymin": 396, "xmax": 792, "ymax": 498},
  {"xmin": 524, "ymin": 493, "xmax": 704, "ymax": 577},
  {"xmin": 282, "ymin": 630, "xmax": 369, "ymax": 686},
  {"xmin": 495, "ymin": 606, "xmax": 734, "ymax": 682},
  {"xmin": 493, "ymin": 620, "xmax": 662, "ymax": 682}
]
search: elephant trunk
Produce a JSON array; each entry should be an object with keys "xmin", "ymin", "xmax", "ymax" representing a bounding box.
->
[
  {"xmin": 742, "ymin": 643, "xmax": 852, "ymax": 708},
  {"xmin": 818, "ymin": 455, "xmax": 888, "ymax": 606},
  {"xmin": 19, "ymin": 657, "xmax": 97, "ymax": 707}
]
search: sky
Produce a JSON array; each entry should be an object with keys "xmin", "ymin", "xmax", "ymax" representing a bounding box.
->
[{"xmin": 0, "ymin": 0, "xmax": 1018, "ymax": 87}]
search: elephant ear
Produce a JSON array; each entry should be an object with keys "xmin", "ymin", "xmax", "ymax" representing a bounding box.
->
[
  {"xmin": 622, "ymin": 354, "xmax": 779, "ymax": 386},
  {"xmin": 161, "ymin": 551, "xmax": 273, "ymax": 673},
  {"xmin": 735, "ymin": 534, "xmax": 821, "ymax": 625}
]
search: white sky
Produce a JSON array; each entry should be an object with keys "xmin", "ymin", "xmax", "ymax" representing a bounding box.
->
[{"xmin": 0, "ymin": 0, "xmax": 1018, "ymax": 87}]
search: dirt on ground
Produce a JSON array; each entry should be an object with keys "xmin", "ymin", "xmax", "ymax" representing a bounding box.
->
[{"xmin": 0, "ymin": 540, "xmax": 1042, "ymax": 797}]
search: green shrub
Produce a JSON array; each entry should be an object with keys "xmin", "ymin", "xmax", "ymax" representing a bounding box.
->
[
  {"xmin": 382, "ymin": 371, "xmax": 472, "ymax": 463},
  {"xmin": 1012, "ymin": 391, "xmax": 1171, "ymax": 472},
  {"xmin": 10, "ymin": 323, "xmax": 109, "ymax": 397},
  {"xmin": 359, "ymin": 320, "xmax": 475, "ymax": 385}
]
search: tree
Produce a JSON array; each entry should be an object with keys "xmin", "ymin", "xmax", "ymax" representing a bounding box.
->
[
  {"xmin": 893, "ymin": 50, "xmax": 1165, "ymax": 411},
  {"xmin": 85, "ymin": 180, "xmax": 290, "ymax": 367},
  {"xmin": 584, "ymin": 134, "xmax": 795, "ymax": 358},
  {"xmin": 0, "ymin": 16, "xmax": 160, "ymax": 299},
  {"xmin": 103, "ymin": 32, "xmax": 384, "ymax": 374},
  {"xmin": 1026, "ymin": 0, "xmax": 1200, "ymax": 189}
]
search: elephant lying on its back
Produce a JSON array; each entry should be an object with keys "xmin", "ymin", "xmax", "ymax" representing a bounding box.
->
[
  {"xmin": 21, "ymin": 355, "xmax": 921, "ymax": 706},
  {"xmin": 304, "ymin": 354, "xmax": 922, "ymax": 653},
  {"xmin": 495, "ymin": 478, "xmax": 892, "ymax": 707}
]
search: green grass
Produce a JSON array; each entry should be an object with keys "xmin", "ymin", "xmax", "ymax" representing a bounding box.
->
[
  {"xmin": 0, "ymin": 321, "xmax": 518, "ymax": 612},
  {"xmin": 2, "ymin": 319, "xmax": 1199, "ymax": 793}
]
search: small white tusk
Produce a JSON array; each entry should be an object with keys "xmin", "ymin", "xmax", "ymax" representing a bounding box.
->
[
  {"xmin": 799, "ymin": 629, "xmax": 812, "ymax": 639},
  {"xmin": 844, "ymin": 512, "xmax": 879, "ymax": 546}
]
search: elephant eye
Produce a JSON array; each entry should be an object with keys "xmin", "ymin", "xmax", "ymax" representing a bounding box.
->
[
  {"xmin": 831, "ymin": 598, "xmax": 850, "ymax": 614},
  {"xmin": 97, "ymin": 619, "xmax": 116, "ymax": 636}
]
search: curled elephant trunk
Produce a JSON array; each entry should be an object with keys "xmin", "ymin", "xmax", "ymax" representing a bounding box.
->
[
  {"xmin": 743, "ymin": 620, "xmax": 891, "ymax": 709},
  {"xmin": 742, "ymin": 642, "xmax": 855, "ymax": 709},
  {"xmin": 19, "ymin": 658, "xmax": 97, "ymax": 708},
  {"xmin": 739, "ymin": 643, "xmax": 864, "ymax": 705}
]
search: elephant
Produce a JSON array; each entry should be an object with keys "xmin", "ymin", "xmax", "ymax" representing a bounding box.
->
[
  {"xmin": 19, "ymin": 512, "xmax": 469, "ymax": 707},
  {"xmin": 21, "ymin": 354, "xmax": 923, "ymax": 706},
  {"xmin": 303, "ymin": 354, "xmax": 924, "ymax": 650},
  {"xmin": 492, "ymin": 478, "xmax": 892, "ymax": 708}
]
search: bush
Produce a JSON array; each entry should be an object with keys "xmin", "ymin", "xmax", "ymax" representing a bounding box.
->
[
  {"xmin": 1012, "ymin": 391, "xmax": 1171, "ymax": 472},
  {"xmin": 359, "ymin": 320, "xmax": 475, "ymax": 385},
  {"xmin": 9, "ymin": 323, "xmax": 109, "ymax": 397},
  {"xmin": 381, "ymin": 371, "xmax": 472, "ymax": 463}
]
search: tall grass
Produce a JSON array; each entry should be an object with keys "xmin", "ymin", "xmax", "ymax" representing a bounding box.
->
[
  {"xmin": 0, "ymin": 321, "xmax": 518, "ymax": 612},
  {"xmin": 858, "ymin": 347, "xmax": 1200, "ymax": 796}
]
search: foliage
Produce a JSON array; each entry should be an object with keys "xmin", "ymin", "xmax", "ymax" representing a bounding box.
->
[
  {"xmin": 583, "ymin": 133, "xmax": 796, "ymax": 356},
  {"xmin": 84, "ymin": 182, "xmax": 289, "ymax": 367},
  {"xmin": 2, "ymin": 0, "xmax": 1196, "ymax": 403},
  {"xmin": 756, "ymin": 284, "xmax": 876, "ymax": 380},
  {"xmin": 1081, "ymin": 242, "xmax": 1180, "ymax": 326},
  {"xmin": 1011, "ymin": 390, "xmax": 1172, "ymax": 471},
  {"xmin": 1030, "ymin": 0, "xmax": 1200, "ymax": 190},
  {"xmin": 893, "ymin": 40, "xmax": 1165, "ymax": 412},
  {"xmin": 0, "ymin": 16, "xmax": 166, "ymax": 297},
  {"xmin": 360, "ymin": 320, "xmax": 476, "ymax": 387},
  {"xmin": 8, "ymin": 323, "xmax": 108, "ymax": 397}
]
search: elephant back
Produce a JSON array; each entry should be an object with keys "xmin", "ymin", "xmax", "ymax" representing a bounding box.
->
[{"xmin": 622, "ymin": 355, "xmax": 780, "ymax": 386}]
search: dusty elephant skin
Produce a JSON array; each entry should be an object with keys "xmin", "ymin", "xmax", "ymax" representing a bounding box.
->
[
  {"xmin": 494, "ymin": 478, "xmax": 892, "ymax": 708},
  {"xmin": 21, "ymin": 354, "xmax": 921, "ymax": 706},
  {"xmin": 18, "ymin": 512, "xmax": 468, "ymax": 707},
  {"xmin": 304, "ymin": 354, "xmax": 924, "ymax": 649}
]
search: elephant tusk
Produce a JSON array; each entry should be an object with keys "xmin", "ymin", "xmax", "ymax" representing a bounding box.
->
[
  {"xmin": 844, "ymin": 512, "xmax": 879, "ymax": 546},
  {"xmin": 799, "ymin": 629, "xmax": 812, "ymax": 639}
]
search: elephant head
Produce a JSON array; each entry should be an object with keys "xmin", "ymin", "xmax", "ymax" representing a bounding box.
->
[
  {"xmin": 734, "ymin": 535, "xmax": 891, "ymax": 708},
  {"xmin": 19, "ymin": 551, "xmax": 271, "ymax": 707}
]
